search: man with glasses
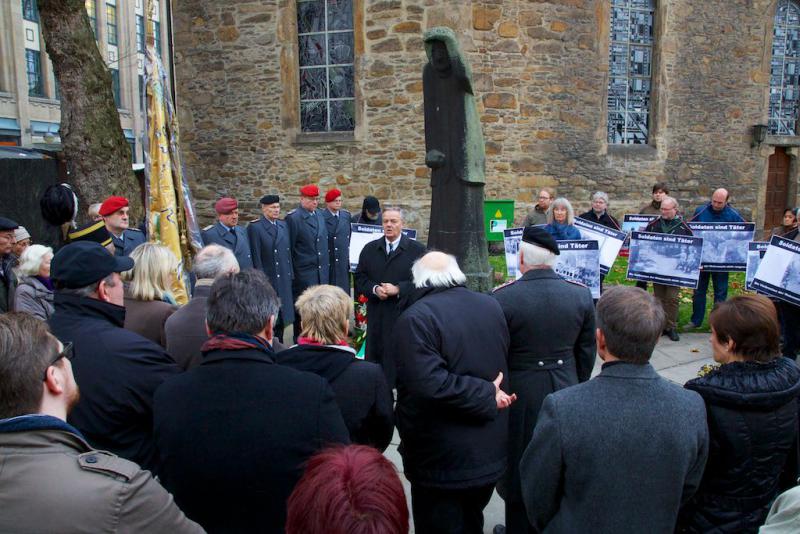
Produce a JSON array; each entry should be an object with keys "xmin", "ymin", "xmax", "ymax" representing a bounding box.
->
[
  {"xmin": 524, "ymin": 188, "xmax": 555, "ymax": 227},
  {"xmin": 0, "ymin": 313, "xmax": 201, "ymax": 532},
  {"xmin": 0, "ymin": 216, "xmax": 19, "ymax": 313},
  {"xmin": 48, "ymin": 241, "xmax": 180, "ymax": 473}
]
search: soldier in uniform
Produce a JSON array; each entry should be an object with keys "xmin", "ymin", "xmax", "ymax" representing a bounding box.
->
[
  {"xmin": 492, "ymin": 226, "xmax": 596, "ymax": 534},
  {"xmin": 201, "ymin": 197, "xmax": 253, "ymax": 270},
  {"xmin": 247, "ymin": 194, "xmax": 294, "ymax": 342},
  {"xmin": 286, "ymin": 184, "xmax": 330, "ymax": 341},
  {"xmin": 99, "ymin": 196, "xmax": 146, "ymax": 257},
  {"xmin": 322, "ymin": 188, "xmax": 352, "ymax": 295}
]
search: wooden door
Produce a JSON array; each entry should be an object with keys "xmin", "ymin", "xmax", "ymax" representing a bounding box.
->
[{"xmin": 765, "ymin": 147, "xmax": 790, "ymax": 235}]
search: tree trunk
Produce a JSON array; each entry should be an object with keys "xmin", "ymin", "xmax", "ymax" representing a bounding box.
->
[{"xmin": 37, "ymin": 0, "xmax": 140, "ymax": 223}]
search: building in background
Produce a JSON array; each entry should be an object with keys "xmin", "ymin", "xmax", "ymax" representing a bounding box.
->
[{"xmin": 0, "ymin": 0, "xmax": 172, "ymax": 162}]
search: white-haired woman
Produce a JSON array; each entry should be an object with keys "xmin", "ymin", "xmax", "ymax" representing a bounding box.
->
[
  {"xmin": 13, "ymin": 244, "xmax": 54, "ymax": 320},
  {"xmin": 122, "ymin": 243, "xmax": 179, "ymax": 347},
  {"xmin": 544, "ymin": 197, "xmax": 582, "ymax": 240},
  {"xmin": 579, "ymin": 191, "xmax": 620, "ymax": 230}
]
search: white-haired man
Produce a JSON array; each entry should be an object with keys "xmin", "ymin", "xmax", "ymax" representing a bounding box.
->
[
  {"xmin": 492, "ymin": 226, "xmax": 596, "ymax": 534},
  {"xmin": 164, "ymin": 245, "xmax": 240, "ymax": 370},
  {"xmin": 394, "ymin": 251, "xmax": 516, "ymax": 534}
]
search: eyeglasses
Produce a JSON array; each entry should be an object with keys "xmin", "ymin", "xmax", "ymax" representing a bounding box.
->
[{"xmin": 42, "ymin": 342, "xmax": 73, "ymax": 381}]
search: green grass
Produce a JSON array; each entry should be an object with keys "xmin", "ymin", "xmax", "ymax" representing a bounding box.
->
[{"xmin": 488, "ymin": 253, "xmax": 748, "ymax": 333}]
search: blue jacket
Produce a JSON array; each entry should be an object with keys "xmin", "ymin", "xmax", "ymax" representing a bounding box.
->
[
  {"xmin": 690, "ymin": 203, "xmax": 744, "ymax": 223},
  {"xmin": 201, "ymin": 222, "xmax": 253, "ymax": 270},
  {"xmin": 544, "ymin": 222, "xmax": 582, "ymax": 241}
]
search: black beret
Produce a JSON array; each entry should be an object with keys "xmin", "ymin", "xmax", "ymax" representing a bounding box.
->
[
  {"xmin": 0, "ymin": 217, "xmax": 19, "ymax": 231},
  {"xmin": 260, "ymin": 194, "xmax": 280, "ymax": 205},
  {"xmin": 521, "ymin": 226, "xmax": 560, "ymax": 255},
  {"xmin": 52, "ymin": 241, "xmax": 134, "ymax": 288}
]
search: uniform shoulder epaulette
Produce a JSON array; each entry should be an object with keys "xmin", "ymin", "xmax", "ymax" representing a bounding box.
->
[
  {"xmin": 202, "ymin": 224, "xmax": 214, "ymax": 231},
  {"xmin": 492, "ymin": 279, "xmax": 516, "ymax": 293},
  {"xmin": 564, "ymin": 278, "xmax": 588, "ymax": 288},
  {"xmin": 78, "ymin": 450, "xmax": 138, "ymax": 481},
  {"xmin": 286, "ymin": 208, "xmax": 297, "ymax": 216},
  {"xmin": 126, "ymin": 227, "xmax": 142, "ymax": 233},
  {"xmin": 250, "ymin": 218, "xmax": 260, "ymax": 224}
]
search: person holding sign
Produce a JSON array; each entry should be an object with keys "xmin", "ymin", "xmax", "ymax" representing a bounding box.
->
[
  {"xmin": 578, "ymin": 191, "xmax": 620, "ymax": 230},
  {"xmin": 544, "ymin": 198, "xmax": 581, "ymax": 241},
  {"xmin": 688, "ymin": 188, "xmax": 744, "ymax": 328},
  {"xmin": 645, "ymin": 196, "xmax": 693, "ymax": 341}
]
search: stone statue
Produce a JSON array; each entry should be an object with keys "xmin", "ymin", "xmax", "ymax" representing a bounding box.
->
[{"xmin": 423, "ymin": 26, "xmax": 491, "ymax": 292}]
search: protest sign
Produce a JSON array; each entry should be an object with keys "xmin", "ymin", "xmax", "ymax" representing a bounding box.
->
[
  {"xmin": 745, "ymin": 242, "xmax": 769, "ymax": 290},
  {"xmin": 554, "ymin": 240, "xmax": 601, "ymax": 299},
  {"xmin": 574, "ymin": 217, "xmax": 627, "ymax": 275},
  {"xmin": 503, "ymin": 227, "xmax": 524, "ymax": 279},
  {"xmin": 627, "ymin": 231, "xmax": 704, "ymax": 288},
  {"xmin": 349, "ymin": 223, "xmax": 417, "ymax": 271},
  {"xmin": 621, "ymin": 214, "xmax": 659, "ymax": 235},
  {"xmin": 686, "ymin": 222, "xmax": 755, "ymax": 272},
  {"xmin": 751, "ymin": 236, "xmax": 800, "ymax": 306}
]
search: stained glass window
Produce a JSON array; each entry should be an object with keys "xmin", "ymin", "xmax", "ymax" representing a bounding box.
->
[
  {"xmin": 297, "ymin": 0, "xmax": 355, "ymax": 132},
  {"xmin": 607, "ymin": 0, "xmax": 655, "ymax": 144},
  {"xmin": 770, "ymin": 0, "xmax": 800, "ymax": 135}
]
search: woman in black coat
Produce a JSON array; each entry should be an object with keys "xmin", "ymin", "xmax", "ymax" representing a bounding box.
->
[
  {"xmin": 677, "ymin": 294, "xmax": 800, "ymax": 533},
  {"xmin": 275, "ymin": 284, "xmax": 394, "ymax": 451}
]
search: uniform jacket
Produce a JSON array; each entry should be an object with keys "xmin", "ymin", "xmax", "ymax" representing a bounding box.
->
[
  {"xmin": 123, "ymin": 294, "xmax": 177, "ymax": 348},
  {"xmin": 322, "ymin": 208, "xmax": 352, "ymax": 295},
  {"xmin": 520, "ymin": 362, "xmax": 709, "ymax": 534},
  {"xmin": 0, "ymin": 254, "xmax": 16, "ymax": 313},
  {"xmin": 153, "ymin": 345, "xmax": 349, "ymax": 533},
  {"xmin": 13, "ymin": 275, "xmax": 54, "ymax": 320},
  {"xmin": 524, "ymin": 205, "xmax": 547, "ymax": 227},
  {"xmin": 645, "ymin": 215, "xmax": 693, "ymax": 236},
  {"xmin": 286, "ymin": 206, "xmax": 330, "ymax": 291},
  {"xmin": 275, "ymin": 343, "xmax": 394, "ymax": 451},
  {"xmin": 544, "ymin": 222, "xmax": 582, "ymax": 240},
  {"xmin": 354, "ymin": 234, "xmax": 426, "ymax": 388},
  {"xmin": 0, "ymin": 415, "xmax": 203, "ymax": 533},
  {"xmin": 578, "ymin": 210, "xmax": 620, "ymax": 230},
  {"xmin": 247, "ymin": 217, "xmax": 294, "ymax": 324},
  {"xmin": 492, "ymin": 268, "xmax": 596, "ymax": 502},
  {"xmin": 678, "ymin": 357, "xmax": 800, "ymax": 533},
  {"xmin": 690, "ymin": 202, "xmax": 745, "ymax": 223},
  {"xmin": 201, "ymin": 222, "xmax": 253, "ymax": 270},
  {"xmin": 111, "ymin": 228, "xmax": 146, "ymax": 257},
  {"xmin": 394, "ymin": 285, "xmax": 510, "ymax": 489},
  {"xmin": 49, "ymin": 293, "xmax": 181, "ymax": 473}
]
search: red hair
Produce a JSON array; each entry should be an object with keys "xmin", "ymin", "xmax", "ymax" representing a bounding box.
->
[{"xmin": 286, "ymin": 445, "xmax": 409, "ymax": 534}]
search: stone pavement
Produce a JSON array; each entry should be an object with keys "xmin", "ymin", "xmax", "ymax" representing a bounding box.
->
[{"xmin": 384, "ymin": 333, "xmax": 715, "ymax": 533}]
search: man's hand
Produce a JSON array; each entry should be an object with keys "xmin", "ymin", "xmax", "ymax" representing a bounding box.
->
[
  {"xmin": 381, "ymin": 283, "xmax": 400, "ymax": 297},
  {"xmin": 493, "ymin": 372, "xmax": 517, "ymax": 410},
  {"xmin": 374, "ymin": 285, "xmax": 389, "ymax": 300}
]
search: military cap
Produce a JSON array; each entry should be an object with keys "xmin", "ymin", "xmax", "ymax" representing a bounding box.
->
[
  {"xmin": 99, "ymin": 196, "xmax": 129, "ymax": 217},
  {"xmin": 214, "ymin": 197, "xmax": 238, "ymax": 214},
  {"xmin": 67, "ymin": 221, "xmax": 112, "ymax": 247},
  {"xmin": 299, "ymin": 184, "xmax": 320, "ymax": 197},
  {"xmin": 325, "ymin": 189, "xmax": 342, "ymax": 203},
  {"xmin": 0, "ymin": 217, "xmax": 19, "ymax": 231},
  {"xmin": 522, "ymin": 226, "xmax": 560, "ymax": 255},
  {"xmin": 260, "ymin": 194, "xmax": 280, "ymax": 205},
  {"xmin": 52, "ymin": 241, "xmax": 134, "ymax": 288}
]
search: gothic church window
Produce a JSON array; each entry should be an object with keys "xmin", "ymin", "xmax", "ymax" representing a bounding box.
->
[
  {"xmin": 296, "ymin": 0, "xmax": 355, "ymax": 132},
  {"xmin": 770, "ymin": 0, "xmax": 800, "ymax": 135},
  {"xmin": 607, "ymin": 0, "xmax": 655, "ymax": 145}
]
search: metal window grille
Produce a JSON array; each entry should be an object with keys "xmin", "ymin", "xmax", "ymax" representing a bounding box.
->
[{"xmin": 769, "ymin": 0, "xmax": 800, "ymax": 135}]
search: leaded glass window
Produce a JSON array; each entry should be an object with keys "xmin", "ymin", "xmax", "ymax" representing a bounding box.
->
[
  {"xmin": 106, "ymin": 3, "xmax": 117, "ymax": 46},
  {"xmin": 26, "ymin": 49, "xmax": 43, "ymax": 97},
  {"xmin": 770, "ymin": 0, "xmax": 800, "ymax": 135},
  {"xmin": 607, "ymin": 0, "xmax": 655, "ymax": 144},
  {"xmin": 297, "ymin": 0, "xmax": 355, "ymax": 132},
  {"xmin": 86, "ymin": 0, "xmax": 97, "ymax": 36}
]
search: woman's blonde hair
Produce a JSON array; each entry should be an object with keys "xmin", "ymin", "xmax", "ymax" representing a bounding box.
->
[
  {"xmin": 122, "ymin": 243, "xmax": 177, "ymax": 302},
  {"xmin": 17, "ymin": 244, "xmax": 53, "ymax": 277},
  {"xmin": 296, "ymin": 285, "xmax": 352, "ymax": 345}
]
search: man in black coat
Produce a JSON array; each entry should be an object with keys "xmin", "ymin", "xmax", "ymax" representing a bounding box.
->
[
  {"xmin": 322, "ymin": 188, "xmax": 352, "ymax": 295},
  {"xmin": 48, "ymin": 242, "xmax": 180, "ymax": 474},
  {"xmin": 153, "ymin": 270, "xmax": 349, "ymax": 534},
  {"xmin": 354, "ymin": 208, "xmax": 426, "ymax": 388},
  {"xmin": 520, "ymin": 286, "xmax": 708, "ymax": 533},
  {"xmin": 492, "ymin": 227, "xmax": 596, "ymax": 534},
  {"xmin": 247, "ymin": 194, "xmax": 294, "ymax": 342},
  {"xmin": 0, "ymin": 217, "xmax": 19, "ymax": 313},
  {"xmin": 394, "ymin": 251, "xmax": 516, "ymax": 534}
]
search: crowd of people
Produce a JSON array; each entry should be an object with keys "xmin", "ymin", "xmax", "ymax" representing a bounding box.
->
[{"xmin": 0, "ymin": 180, "xmax": 799, "ymax": 533}]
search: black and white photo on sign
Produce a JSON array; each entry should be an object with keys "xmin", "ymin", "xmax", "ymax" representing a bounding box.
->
[
  {"xmin": 627, "ymin": 231, "xmax": 704, "ymax": 289},
  {"xmin": 621, "ymin": 214, "xmax": 659, "ymax": 249},
  {"xmin": 348, "ymin": 223, "xmax": 417, "ymax": 271},
  {"xmin": 554, "ymin": 240, "xmax": 601, "ymax": 299},
  {"xmin": 751, "ymin": 236, "xmax": 800, "ymax": 306},
  {"xmin": 745, "ymin": 242, "xmax": 769, "ymax": 290},
  {"xmin": 686, "ymin": 222, "xmax": 755, "ymax": 272},
  {"xmin": 574, "ymin": 217, "xmax": 627, "ymax": 275},
  {"xmin": 503, "ymin": 227, "xmax": 523, "ymax": 279}
]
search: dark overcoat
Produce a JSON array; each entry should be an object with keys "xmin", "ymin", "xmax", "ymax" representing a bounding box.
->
[
  {"xmin": 247, "ymin": 217, "xmax": 294, "ymax": 324},
  {"xmin": 285, "ymin": 206, "xmax": 329, "ymax": 293},
  {"xmin": 394, "ymin": 285, "xmax": 510, "ymax": 489},
  {"xmin": 201, "ymin": 222, "xmax": 253, "ymax": 270},
  {"xmin": 153, "ymin": 346, "xmax": 350, "ymax": 533},
  {"xmin": 111, "ymin": 228, "xmax": 146, "ymax": 257},
  {"xmin": 492, "ymin": 268, "xmax": 596, "ymax": 505},
  {"xmin": 520, "ymin": 362, "xmax": 709, "ymax": 533},
  {"xmin": 354, "ymin": 234, "xmax": 426, "ymax": 388},
  {"xmin": 322, "ymin": 208, "xmax": 352, "ymax": 295}
]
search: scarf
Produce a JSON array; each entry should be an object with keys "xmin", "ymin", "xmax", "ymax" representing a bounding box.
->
[
  {"xmin": 201, "ymin": 331, "xmax": 273, "ymax": 355},
  {"xmin": 297, "ymin": 336, "xmax": 349, "ymax": 347},
  {"xmin": 35, "ymin": 276, "xmax": 54, "ymax": 291}
]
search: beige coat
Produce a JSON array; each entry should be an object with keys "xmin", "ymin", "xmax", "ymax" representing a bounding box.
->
[{"xmin": 0, "ymin": 427, "xmax": 204, "ymax": 533}]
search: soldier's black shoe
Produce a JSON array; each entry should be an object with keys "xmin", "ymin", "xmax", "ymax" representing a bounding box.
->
[{"xmin": 666, "ymin": 329, "xmax": 680, "ymax": 342}]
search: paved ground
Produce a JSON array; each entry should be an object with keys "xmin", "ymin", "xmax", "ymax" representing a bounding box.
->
[{"xmin": 383, "ymin": 333, "xmax": 715, "ymax": 533}]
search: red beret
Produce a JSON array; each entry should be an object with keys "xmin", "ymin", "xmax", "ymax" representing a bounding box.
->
[
  {"xmin": 98, "ymin": 196, "xmax": 129, "ymax": 216},
  {"xmin": 214, "ymin": 197, "xmax": 238, "ymax": 214},
  {"xmin": 325, "ymin": 189, "xmax": 342, "ymax": 203},
  {"xmin": 299, "ymin": 184, "xmax": 320, "ymax": 197}
]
